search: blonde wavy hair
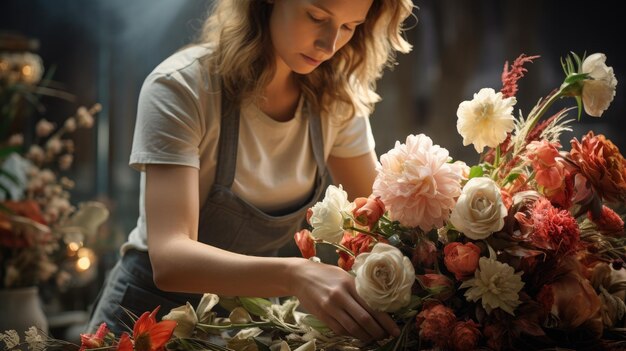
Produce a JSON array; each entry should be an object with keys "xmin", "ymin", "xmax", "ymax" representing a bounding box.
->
[{"xmin": 199, "ymin": 0, "xmax": 413, "ymax": 121}]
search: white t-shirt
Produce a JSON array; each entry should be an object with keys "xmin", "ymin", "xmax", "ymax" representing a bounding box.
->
[{"xmin": 123, "ymin": 44, "xmax": 375, "ymax": 252}]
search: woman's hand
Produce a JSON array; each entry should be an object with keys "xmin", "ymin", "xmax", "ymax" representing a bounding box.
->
[{"xmin": 288, "ymin": 259, "xmax": 400, "ymax": 342}]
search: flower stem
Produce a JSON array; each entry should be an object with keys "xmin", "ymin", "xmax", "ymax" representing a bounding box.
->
[
  {"xmin": 196, "ymin": 321, "xmax": 274, "ymax": 331},
  {"xmin": 526, "ymin": 90, "xmax": 565, "ymax": 134},
  {"xmin": 321, "ymin": 240, "xmax": 356, "ymax": 257}
]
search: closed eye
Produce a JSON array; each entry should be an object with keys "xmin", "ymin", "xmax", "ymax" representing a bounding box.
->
[{"xmin": 307, "ymin": 12, "xmax": 324, "ymax": 23}]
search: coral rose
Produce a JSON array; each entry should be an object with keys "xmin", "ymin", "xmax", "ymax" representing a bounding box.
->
[
  {"xmin": 352, "ymin": 195, "xmax": 385, "ymax": 229},
  {"xmin": 294, "ymin": 229, "xmax": 316, "ymax": 259},
  {"xmin": 444, "ymin": 242, "xmax": 481, "ymax": 280}
]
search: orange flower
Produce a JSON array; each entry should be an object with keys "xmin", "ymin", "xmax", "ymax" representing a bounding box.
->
[
  {"xmin": 337, "ymin": 232, "xmax": 377, "ymax": 271},
  {"xmin": 127, "ymin": 306, "xmax": 177, "ymax": 351},
  {"xmin": 116, "ymin": 332, "xmax": 133, "ymax": 351},
  {"xmin": 293, "ymin": 229, "xmax": 316, "ymax": 259},
  {"xmin": 443, "ymin": 242, "xmax": 481, "ymax": 280},
  {"xmin": 352, "ymin": 195, "xmax": 385, "ymax": 229},
  {"xmin": 570, "ymin": 131, "xmax": 626, "ymax": 203}
]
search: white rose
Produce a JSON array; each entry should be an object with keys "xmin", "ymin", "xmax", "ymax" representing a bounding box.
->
[
  {"xmin": 456, "ymin": 88, "xmax": 516, "ymax": 153},
  {"xmin": 309, "ymin": 185, "xmax": 353, "ymax": 244},
  {"xmin": 353, "ymin": 243, "xmax": 415, "ymax": 312},
  {"xmin": 581, "ymin": 53, "xmax": 617, "ymax": 117},
  {"xmin": 162, "ymin": 302, "xmax": 198, "ymax": 338},
  {"xmin": 450, "ymin": 177, "xmax": 507, "ymax": 240}
]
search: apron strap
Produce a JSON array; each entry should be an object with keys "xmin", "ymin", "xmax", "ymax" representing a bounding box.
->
[{"xmin": 213, "ymin": 88, "xmax": 240, "ymax": 188}]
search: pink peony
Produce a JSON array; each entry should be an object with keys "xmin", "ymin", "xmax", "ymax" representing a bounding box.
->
[{"xmin": 373, "ymin": 134, "xmax": 464, "ymax": 231}]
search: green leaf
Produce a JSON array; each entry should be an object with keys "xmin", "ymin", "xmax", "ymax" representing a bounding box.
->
[
  {"xmin": 468, "ymin": 166, "xmax": 484, "ymax": 179},
  {"xmin": 503, "ymin": 172, "xmax": 521, "ymax": 185},
  {"xmin": 564, "ymin": 72, "xmax": 589, "ymax": 85},
  {"xmin": 238, "ymin": 297, "xmax": 272, "ymax": 318},
  {"xmin": 300, "ymin": 314, "xmax": 331, "ymax": 334}
]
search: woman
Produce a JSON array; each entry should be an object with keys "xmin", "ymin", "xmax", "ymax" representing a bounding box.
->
[{"xmin": 88, "ymin": 0, "xmax": 413, "ymax": 343}]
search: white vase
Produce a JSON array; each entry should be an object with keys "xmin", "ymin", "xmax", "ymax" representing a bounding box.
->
[{"xmin": 0, "ymin": 287, "xmax": 48, "ymax": 335}]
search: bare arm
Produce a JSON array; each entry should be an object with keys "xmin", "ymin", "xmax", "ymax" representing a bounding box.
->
[
  {"xmin": 327, "ymin": 150, "xmax": 377, "ymax": 199},
  {"xmin": 144, "ymin": 164, "xmax": 399, "ymax": 341}
]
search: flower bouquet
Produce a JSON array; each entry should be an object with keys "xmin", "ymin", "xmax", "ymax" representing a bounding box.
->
[
  {"xmin": 0, "ymin": 38, "xmax": 109, "ymax": 290},
  {"xmin": 291, "ymin": 52, "xmax": 625, "ymax": 350}
]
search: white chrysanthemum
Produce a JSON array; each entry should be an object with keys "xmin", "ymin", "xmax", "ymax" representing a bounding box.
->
[
  {"xmin": 309, "ymin": 185, "xmax": 353, "ymax": 244},
  {"xmin": 373, "ymin": 134, "xmax": 464, "ymax": 231},
  {"xmin": 581, "ymin": 53, "xmax": 617, "ymax": 117},
  {"xmin": 456, "ymin": 88, "xmax": 516, "ymax": 153},
  {"xmin": 353, "ymin": 243, "xmax": 415, "ymax": 312},
  {"xmin": 460, "ymin": 257, "xmax": 524, "ymax": 315}
]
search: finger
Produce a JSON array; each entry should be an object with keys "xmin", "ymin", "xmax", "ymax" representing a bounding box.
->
[
  {"xmin": 349, "ymin": 286, "xmax": 401, "ymax": 338},
  {"xmin": 319, "ymin": 313, "xmax": 350, "ymax": 338},
  {"xmin": 333, "ymin": 309, "xmax": 374, "ymax": 342},
  {"xmin": 340, "ymin": 297, "xmax": 387, "ymax": 341}
]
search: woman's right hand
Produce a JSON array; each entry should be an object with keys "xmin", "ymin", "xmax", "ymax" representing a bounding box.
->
[{"xmin": 288, "ymin": 258, "xmax": 400, "ymax": 343}]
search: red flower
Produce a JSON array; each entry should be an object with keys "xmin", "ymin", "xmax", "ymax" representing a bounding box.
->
[
  {"xmin": 412, "ymin": 238, "xmax": 438, "ymax": 269},
  {"xmin": 415, "ymin": 274, "xmax": 454, "ymax": 301},
  {"xmin": 450, "ymin": 320, "xmax": 481, "ymax": 351},
  {"xmin": 352, "ymin": 195, "xmax": 385, "ymax": 229},
  {"xmin": 588, "ymin": 205, "xmax": 624, "ymax": 236},
  {"xmin": 337, "ymin": 232, "xmax": 376, "ymax": 271},
  {"xmin": 79, "ymin": 322, "xmax": 109, "ymax": 351},
  {"xmin": 500, "ymin": 54, "xmax": 540, "ymax": 98},
  {"xmin": 116, "ymin": 332, "xmax": 133, "ymax": 351},
  {"xmin": 570, "ymin": 131, "xmax": 626, "ymax": 203},
  {"xmin": 294, "ymin": 229, "xmax": 316, "ymax": 259},
  {"xmin": 416, "ymin": 303, "xmax": 456, "ymax": 348},
  {"xmin": 515, "ymin": 198, "xmax": 580, "ymax": 254},
  {"xmin": 0, "ymin": 200, "xmax": 49, "ymax": 248},
  {"xmin": 130, "ymin": 306, "xmax": 177, "ymax": 351},
  {"xmin": 443, "ymin": 242, "xmax": 481, "ymax": 280}
]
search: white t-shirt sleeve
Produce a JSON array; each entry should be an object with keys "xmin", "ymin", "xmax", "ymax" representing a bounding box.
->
[
  {"xmin": 329, "ymin": 115, "xmax": 376, "ymax": 158},
  {"xmin": 129, "ymin": 72, "xmax": 203, "ymax": 171}
]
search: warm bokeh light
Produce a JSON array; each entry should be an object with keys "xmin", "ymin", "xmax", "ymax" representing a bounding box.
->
[
  {"xmin": 21, "ymin": 64, "xmax": 32, "ymax": 77},
  {"xmin": 76, "ymin": 256, "xmax": 91, "ymax": 271},
  {"xmin": 68, "ymin": 242, "xmax": 81, "ymax": 252}
]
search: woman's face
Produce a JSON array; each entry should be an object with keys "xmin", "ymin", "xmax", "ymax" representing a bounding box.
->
[{"xmin": 269, "ymin": 0, "xmax": 374, "ymax": 74}]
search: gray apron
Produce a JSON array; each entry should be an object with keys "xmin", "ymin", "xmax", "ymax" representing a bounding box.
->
[{"xmin": 86, "ymin": 92, "xmax": 329, "ymax": 334}]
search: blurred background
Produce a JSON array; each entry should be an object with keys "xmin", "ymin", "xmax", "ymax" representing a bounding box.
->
[{"xmin": 1, "ymin": 0, "xmax": 624, "ymax": 342}]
